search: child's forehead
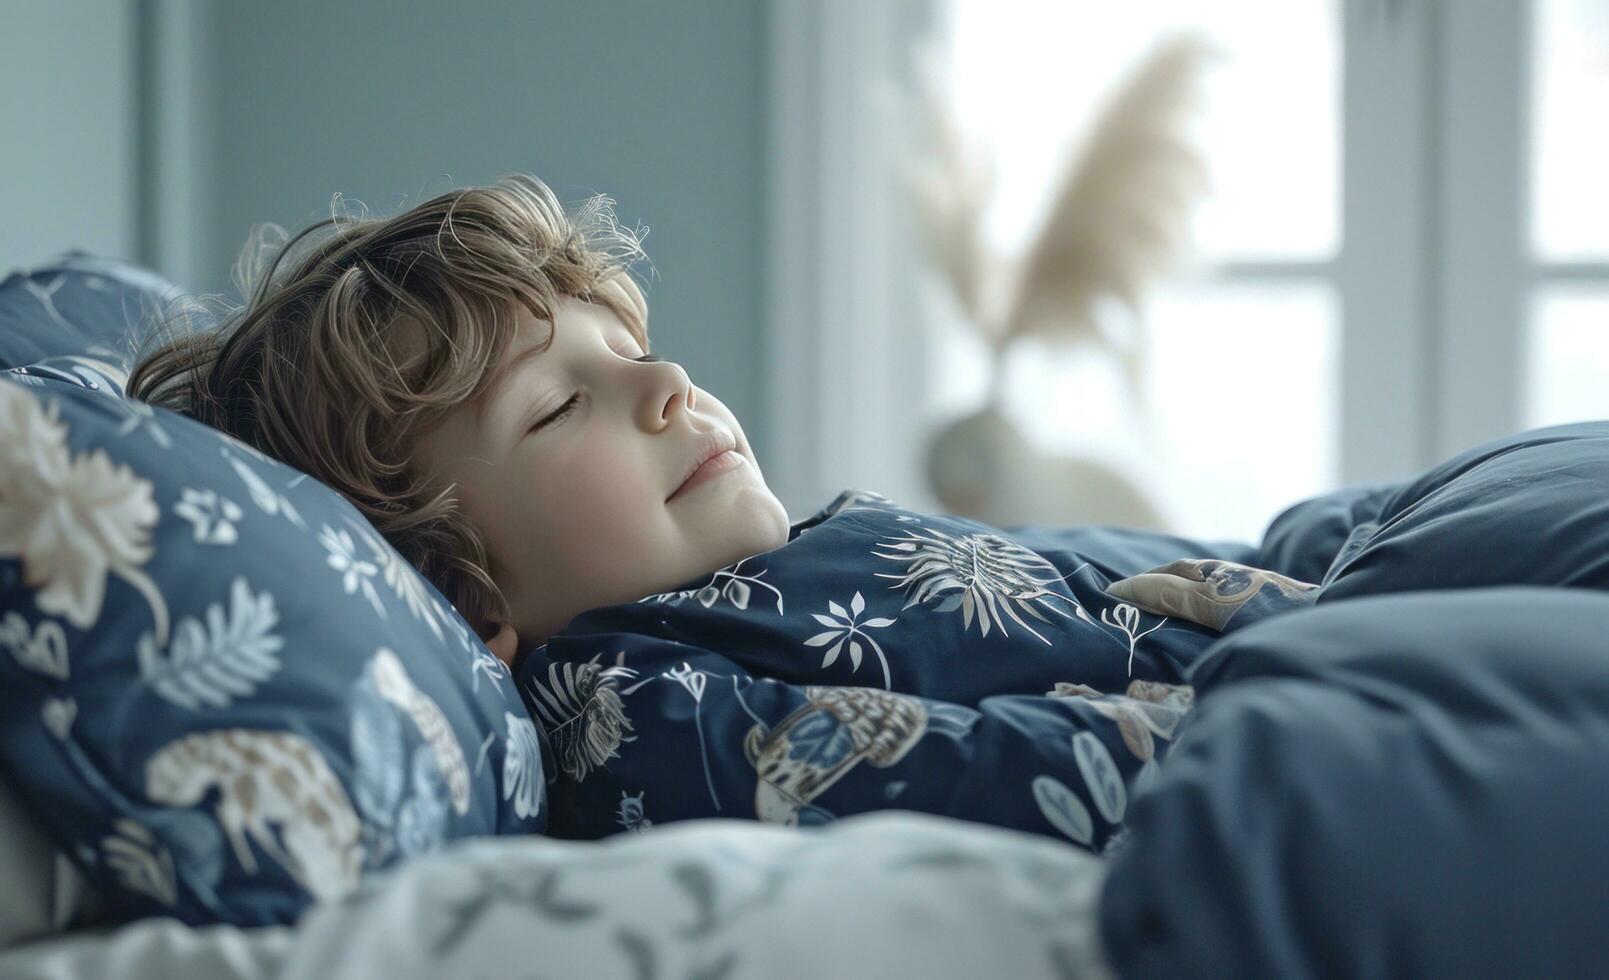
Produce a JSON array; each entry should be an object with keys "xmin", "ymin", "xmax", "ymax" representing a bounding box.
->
[
  {"xmin": 515, "ymin": 295, "xmax": 648, "ymax": 351},
  {"xmin": 473, "ymin": 298, "xmax": 647, "ymax": 411}
]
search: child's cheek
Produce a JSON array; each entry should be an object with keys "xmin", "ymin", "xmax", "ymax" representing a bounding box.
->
[{"xmin": 563, "ymin": 449, "xmax": 656, "ymax": 533}]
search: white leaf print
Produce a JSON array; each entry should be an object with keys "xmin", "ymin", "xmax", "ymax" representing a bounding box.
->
[
  {"xmin": 666, "ymin": 662, "xmax": 708, "ymax": 703},
  {"xmin": 0, "ymin": 382, "xmax": 169, "ymax": 643},
  {"xmin": 502, "ymin": 712, "xmax": 543, "ymax": 819},
  {"xmin": 526, "ymin": 654, "xmax": 634, "ymax": 781},
  {"xmin": 354, "ymin": 522, "xmax": 444, "ymax": 642},
  {"xmin": 101, "ymin": 819, "xmax": 177, "ymax": 906},
  {"xmin": 820, "ymin": 637, "xmax": 845, "ymax": 669},
  {"xmin": 137, "ymin": 577, "xmax": 283, "ymax": 710},
  {"xmin": 42, "ymin": 696, "xmax": 76, "ymax": 739},
  {"xmin": 21, "ymin": 274, "xmax": 70, "ymax": 328},
  {"xmin": 1031, "ymin": 775, "xmax": 1093, "ymax": 845},
  {"xmin": 872, "ymin": 526, "xmax": 1080, "ymax": 645},
  {"xmin": 174, "ymin": 488, "xmax": 243, "ymax": 546},
  {"xmin": 434, "ymin": 595, "xmax": 476, "ymax": 656},
  {"xmin": 1, "ymin": 611, "xmax": 69, "ymax": 679},
  {"xmin": 1105, "ymin": 603, "xmax": 1140, "ymax": 634},
  {"xmin": 469, "ymin": 648, "xmax": 506, "ymax": 692},
  {"xmin": 1072, "ymin": 731, "xmax": 1126, "ymax": 824},
  {"xmin": 318, "ymin": 524, "xmax": 386, "ymax": 619},
  {"xmin": 638, "ymin": 555, "xmax": 784, "ymax": 614},
  {"xmin": 109, "ymin": 395, "xmax": 172, "ymax": 450},
  {"xmin": 803, "ymin": 595, "xmax": 899, "ymax": 688},
  {"xmin": 223, "ymin": 450, "xmax": 305, "ymax": 528},
  {"xmin": 368, "ymin": 649, "xmax": 471, "ymax": 815}
]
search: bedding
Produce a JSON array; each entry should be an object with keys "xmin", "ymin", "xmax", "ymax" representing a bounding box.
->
[
  {"xmin": 1095, "ymin": 424, "xmax": 1609, "ymax": 975},
  {"xmin": 1310, "ymin": 420, "xmax": 1609, "ymax": 598},
  {"xmin": 1101, "ymin": 586, "xmax": 1609, "ymax": 977},
  {"xmin": 511, "ymin": 420, "xmax": 1609, "ymax": 848},
  {"xmin": 8, "ymin": 249, "xmax": 1609, "ymax": 977},
  {"xmin": 1104, "ymin": 420, "xmax": 1609, "ymax": 636},
  {"xmin": 515, "ymin": 488, "xmax": 1258, "ymax": 848},
  {"xmin": 0, "ymin": 367, "xmax": 542, "ymax": 929},
  {"xmin": 0, "ymin": 770, "xmax": 100, "ymax": 947},
  {"xmin": 0, "ymin": 251, "xmax": 183, "ymax": 373},
  {"xmin": 0, "ymin": 811, "xmax": 1113, "ymax": 980},
  {"xmin": 1238, "ymin": 420, "xmax": 1609, "ymax": 600}
]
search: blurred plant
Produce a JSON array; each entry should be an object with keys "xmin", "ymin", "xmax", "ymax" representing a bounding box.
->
[{"xmin": 902, "ymin": 32, "xmax": 1221, "ymax": 529}]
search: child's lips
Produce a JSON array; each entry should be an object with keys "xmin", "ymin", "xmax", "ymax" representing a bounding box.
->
[
  {"xmin": 667, "ymin": 449, "xmax": 745, "ymax": 501},
  {"xmin": 667, "ymin": 427, "xmax": 739, "ymax": 500}
]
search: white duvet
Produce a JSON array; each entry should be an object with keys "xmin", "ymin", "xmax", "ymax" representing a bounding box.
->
[{"xmin": 0, "ymin": 812, "xmax": 1114, "ymax": 980}]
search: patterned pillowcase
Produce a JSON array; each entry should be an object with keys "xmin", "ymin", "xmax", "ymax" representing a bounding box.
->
[
  {"xmin": 0, "ymin": 370, "xmax": 547, "ymax": 927},
  {"xmin": 0, "ymin": 251, "xmax": 184, "ymax": 373}
]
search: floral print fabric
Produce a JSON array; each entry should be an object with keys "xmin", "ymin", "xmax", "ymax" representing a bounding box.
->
[
  {"xmin": 516, "ymin": 489, "xmax": 1260, "ymax": 851},
  {"xmin": 0, "ymin": 369, "xmax": 542, "ymax": 928},
  {"xmin": 0, "ymin": 251, "xmax": 181, "ymax": 376}
]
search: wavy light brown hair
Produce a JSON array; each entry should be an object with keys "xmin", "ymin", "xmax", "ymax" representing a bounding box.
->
[{"xmin": 127, "ymin": 173, "xmax": 651, "ymax": 638}]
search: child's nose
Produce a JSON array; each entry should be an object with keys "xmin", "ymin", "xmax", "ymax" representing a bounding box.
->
[{"xmin": 641, "ymin": 361, "xmax": 696, "ymax": 429}]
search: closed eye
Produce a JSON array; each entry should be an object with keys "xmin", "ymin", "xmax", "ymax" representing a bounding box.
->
[
  {"xmin": 531, "ymin": 394, "xmax": 580, "ymax": 431},
  {"xmin": 529, "ymin": 354, "xmax": 663, "ymax": 432}
]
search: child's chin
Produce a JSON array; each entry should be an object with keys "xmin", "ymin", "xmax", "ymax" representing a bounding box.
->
[{"xmin": 695, "ymin": 486, "xmax": 791, "ymax": 553}]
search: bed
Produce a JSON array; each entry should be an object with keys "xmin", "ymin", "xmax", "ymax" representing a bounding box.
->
[{"xmin": 3, "ymin": 253, "xmax": 1607, "ymax": 978}]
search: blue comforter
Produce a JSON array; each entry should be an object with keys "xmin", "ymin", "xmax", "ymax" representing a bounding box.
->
[{"xmin": 1102, "ymin": 420, "xmax": 1609, "ymax": 977}]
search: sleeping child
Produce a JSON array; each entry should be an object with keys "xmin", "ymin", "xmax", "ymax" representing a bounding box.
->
[{"xmin": 127, "ymin": 174, "xmax": 1319, "ymax": 853}]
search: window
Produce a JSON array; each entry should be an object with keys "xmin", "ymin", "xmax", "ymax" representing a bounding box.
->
[
  {"xmin": 1525, "ymin": 0, "xmax": 1609, "ymax": 428},
  {"xmin": 767, "ymin": 0, "xmax": 1609, "ymax": 539},
  {"xmin": 933, "ymin": 1, "xmax": 1341, "ymax": 541}
]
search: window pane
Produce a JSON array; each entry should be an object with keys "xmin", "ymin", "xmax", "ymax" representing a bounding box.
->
[
  {"xmin": 1531, "ymin": 0, "xmax": 1609, "ymax": 260},
  {"xmin": 992, "ymin": 283, "xmax": 1338, "ymax": 544},
  {"xmin": 945, "ymin": 0, "xmax": 1340, "ymax": 261},
  {"xmin": 1524, "ymin": 286, "xmax": 1609, "ymax": 427}
]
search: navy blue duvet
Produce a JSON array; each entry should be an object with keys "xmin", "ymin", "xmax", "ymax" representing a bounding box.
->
[
  {"xmin": 512, "ymin": 490, "xmax": 1256, "ymax": 850},
  {"xmin": 1103, "ymin": 421, "xmax": 1609, "ymax": 977}
]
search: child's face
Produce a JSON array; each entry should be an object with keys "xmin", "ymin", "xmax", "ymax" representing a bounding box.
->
[{"xmin": 414, "ymin": 296, "xmax": 790, "ymax": 657}]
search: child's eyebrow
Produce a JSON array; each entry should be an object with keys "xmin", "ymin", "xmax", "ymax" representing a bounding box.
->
[{"xmin": 476, "ymin": 341, "xmax": 549, "ymax": 432}]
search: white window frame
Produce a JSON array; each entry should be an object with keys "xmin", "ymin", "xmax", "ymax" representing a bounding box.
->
[
  {"xmin": 767, "ymin": 0, "xmax": 1607, "ymax": 522},
  {"xmin": 765, "ymin": 0, "xmax": 940, "ymax": 519}
]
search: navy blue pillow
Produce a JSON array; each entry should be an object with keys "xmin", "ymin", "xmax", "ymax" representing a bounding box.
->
[{"xmin": 0, "ymin": 369, "xmax": 545, "ymax": 927}]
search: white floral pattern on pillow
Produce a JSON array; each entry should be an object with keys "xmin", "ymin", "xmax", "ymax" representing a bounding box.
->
[{"xmin": 0, "ymin": 369, "xmax": 544, "ymax": 928}]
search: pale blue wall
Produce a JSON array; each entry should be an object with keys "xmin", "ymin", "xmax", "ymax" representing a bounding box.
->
[
  {"xmin": 0, "ymin": 2, "xmax": 137, "ymax": 273},
  {"xmin": 195, "ymin": 0, "xmax": 770, "ymax": 443}
]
